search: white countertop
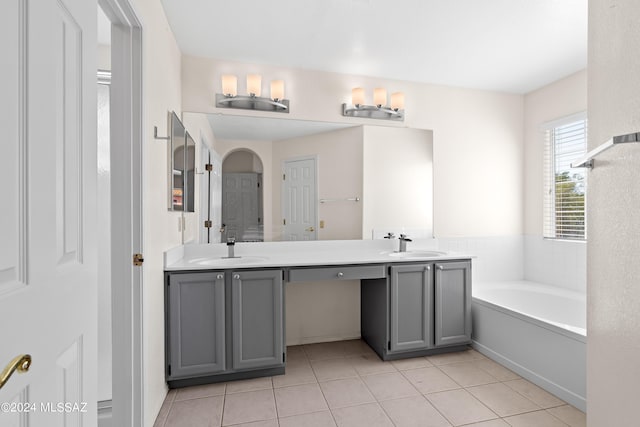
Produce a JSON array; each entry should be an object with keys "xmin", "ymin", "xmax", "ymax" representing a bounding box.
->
[{"xmin": 164, "ymin": 239, "xmax": 474, "ymax": 271}]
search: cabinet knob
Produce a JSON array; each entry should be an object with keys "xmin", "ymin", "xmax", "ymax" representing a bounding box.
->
[
  {"xmin": 233, "ymin": 274, "xmax": 240, "ymax": 280},
  {"xmin": 438, "ymin": 265, "xmax": 444, "ymax": 270},
  {"xmin": 426, "ymin": 265, "xmax": 431, "ymax": 271},
  {"xmin": 216, "ymin": 274, "xmax": 224, "ymax": 280},
  {"xmin": 337, "ymin": 272, "xmax": 344, "ymax": 278}
]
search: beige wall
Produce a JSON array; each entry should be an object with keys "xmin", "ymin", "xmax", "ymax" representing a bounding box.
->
[
  {"xmin": 523, "ymin": 70, "xmax": 587, "ymax": 236},
  {"xmin": 182, "ymin": 55, "xmax": 524, "ymax": 238},
  {"xmin": 362, "ymin": 126, "xmax": 433, "ymax": 238},
  {"xmin": 130, "ymin": 0, "xmax": 183, "ymax": 425},
  {"xmin": 587, "ymin": 1, "xmax": 640, "ymax": 425},
  {"xmin": 272, "ymin": 126, "xmax": 364, "ymax": 241}
]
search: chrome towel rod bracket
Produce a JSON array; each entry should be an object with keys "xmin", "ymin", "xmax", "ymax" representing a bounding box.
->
[{"xmin": 571, "ymin": 131, "xmax": 640, "ymax": 169}]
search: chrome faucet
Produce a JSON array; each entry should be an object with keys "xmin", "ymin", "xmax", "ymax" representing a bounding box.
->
[
  {"xmin": 226, "ymin": 237, "xmax": 236, "ymax": 258},
  {"xmin": 398, "ymin": 234, "xmax": 412, "ymax": 252},
  {"xmin": 384, "ymin": 232, "xmax": 396, "ymax": 240}
]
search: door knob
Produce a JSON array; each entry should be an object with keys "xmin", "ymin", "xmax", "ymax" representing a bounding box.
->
[
  {"xmin": 0, "ymin": 354, "xmax": 32, "ymax": 390},
  {"xmin": 305, "ymin": 227, "xmax": 315, "ymax": 232}
]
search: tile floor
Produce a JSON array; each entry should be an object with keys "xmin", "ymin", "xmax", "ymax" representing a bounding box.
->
[{"xmin": 153, "ymin": 340, "xmax": 585, "ymax": 427}]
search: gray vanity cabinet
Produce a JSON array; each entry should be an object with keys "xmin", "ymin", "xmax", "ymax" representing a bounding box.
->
[
  {"xmin": 167, "ymin": 272, "xmax": 226, "ymax": 379},
  {"xmin": 231, "ymin": 270, "xmax": 284, "ymax": 370},
  {"xmin": 434, "ymin": 261, "xmax": 472, "ymax": 346},
  {"xmin": 389, "ymin": 264, "xmax": 434, "ymax": 351},
  {"xmin": 362, "ymin": 259, "xmax": 472, "ymax": 360}
]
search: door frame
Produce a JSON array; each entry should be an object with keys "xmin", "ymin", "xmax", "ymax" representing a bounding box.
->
[
  {"xmin": 281, "ymin": 155, "xmax": 319, "ymax": 240},
  {"xmin": 98, "ymin": 0, "xmax": 144, "ymax": 426}
]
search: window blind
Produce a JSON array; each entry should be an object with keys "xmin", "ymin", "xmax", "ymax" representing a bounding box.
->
[{"xmin": 543, "ymin": 116, "xmax": 587, "ymax": 240}]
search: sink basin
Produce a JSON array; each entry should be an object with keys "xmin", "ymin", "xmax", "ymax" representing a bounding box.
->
[
  {"xmin": 387, "ymin": 250, "xmax": 446, "ymax": 259},
  {"xmin": 188, "ymin": 256, "xmax": 268, "ymax": 266}
]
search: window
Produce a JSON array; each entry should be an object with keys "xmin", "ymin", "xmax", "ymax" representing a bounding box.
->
[{"xmin": 543, "ymin": 114, "xmax": 588, "ymax": 240}]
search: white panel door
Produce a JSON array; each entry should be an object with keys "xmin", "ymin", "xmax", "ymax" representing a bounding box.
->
[
  {"xmin": 222, "ymin": 173, "xmax": 261, "ymax": 242},
  {"xmin": 0, "ymin": 0, "xmax": 98, "ymax": 425},
  {"xmin": 282, "ymin": 158, "xmax": 317, "ymax": 241}
]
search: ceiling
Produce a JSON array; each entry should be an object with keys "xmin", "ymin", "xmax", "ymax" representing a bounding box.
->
[{"xmin": 160, "ymin": 0, "xmax": 587, "ymax": 94}]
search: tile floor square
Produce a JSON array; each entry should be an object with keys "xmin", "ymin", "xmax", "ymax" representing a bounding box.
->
[
  {"xmin": 546, "ymin": 405, "xmax": 586, "ymax": 427},
  {"xmin": 331, "ymin": 403, "xmax": 394, "ymax": 427},
  {"xmin": 504, "ymin": 410, "xmax": 568, "ymax": 427},
  {"xmin": 225, "ymin": 376, "xmax": 273, "ymax": 394},
  {"xmin": 380, "ymin": 395, "xmax": 451, "ymax": 427},
  {"xmin": 320, "ymin": 378, "xmax": 376, "ymax": 409},
  {"xmin": 473, "ymin": 359, "xmax": 520, "ymax": 382},
  {"xmin": 348, "ymin": 353, "xmax": 397, "ymax": 376},
  {"xmin": 174, "ymin": 382, "xmax": 226, "ymax": 401},
  {"xmin": 427, "ymin": 388, "xmax": 498, "ymax": 426},
  {"xmin": 467, "ymin": 383, "xmax": 540, "ymax": 417},
  {"xmin": 438, "ymin": 362, "xmax": 500, "ymax": 387},
  {"xmin": 402, "ymin": 366, "xmax": 461, "ymax": 394},
  {"xmin": 164, "ymin": 396, "xmax": 224, "ymax": 427},
  {"xmin": 273, "ymin": 365, "xmax": 318, "ymax": 388},
  {"xmin": 222, "ymin": 389, "xmax": 277, "ymax": 426},
  {"xmin": 274, "ymin": 383, "xmax": 329, "ymax": 417},
  {"xmin": 361, "ymin": 371, "xmax": 419, "ymax": 401},
  {"xmin": 311, "ymin": 357, "xmax": 358, "ymax": 381},
  {"xmin": 304, "ymin": 341, "xmax": 347, "ymax": 360},
  {"xmin": 391, "ymin": 356, "xmax": 433, "ymax": 371},
  {"xmin": 503, "ymin": 379, "xmax": 565, "ymax": 409},
  {"xmin": 279, "ymin": 410, "xmax": 337, "ymax": 427}
]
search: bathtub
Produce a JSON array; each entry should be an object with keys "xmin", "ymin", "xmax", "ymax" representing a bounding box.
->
[{"xmin": 471, "ymin": 281, "xmax": 586, "ymax": 411}]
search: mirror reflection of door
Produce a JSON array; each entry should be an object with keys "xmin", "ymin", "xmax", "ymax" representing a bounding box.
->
[
  {"xmin": 222, "ymin": 149, "xmax": 264, "ymax": 242},
  {"xmin": 282, "ymin": 157, "xmax": 318, "ymax": 241}
]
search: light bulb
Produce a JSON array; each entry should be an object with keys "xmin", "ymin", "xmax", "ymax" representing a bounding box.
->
[
  {"xmin": 221, "ymin": 75, "xmax": 237, "ymax": 97},
  {"xmin": 271, "ymin": 80, "xmax": 284, "ymax": 101},
  {"xmin": 247, "ymin": 74, "xmax": 262, "ymax": 97},
  {"xmin": 391, "ymin": 92, "xmax": 405, "ymax": 110},
  {"xmin": 374, "ymin": 88, "xmax": 387, "ymax": 107},
  {"xmin": 352, "ymin": 87, "xmax": 365, "ymax": 106}
]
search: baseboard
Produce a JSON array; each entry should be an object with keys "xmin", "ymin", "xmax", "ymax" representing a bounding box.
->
[
  {"xmin": 472, "ymin": 341, "xmax": 586, "ymax": 412},
  {"xmin": 286, "ymin": 333, "xmax": 361, "ymax": 346},
  {"xmin": 98, "ymin": 400, "xmax": 112, "ymax": 427}
]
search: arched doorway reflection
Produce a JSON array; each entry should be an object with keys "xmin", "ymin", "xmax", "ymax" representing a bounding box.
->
[{"xmin": 221, "ymin": 149, "xmax": 264, "ymax": 242}]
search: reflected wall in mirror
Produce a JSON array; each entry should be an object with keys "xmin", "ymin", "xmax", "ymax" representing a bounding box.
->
[
  {"xmin": 221, "ymin": 149, "xmax": 264, "ymax": 242},
  {"xmin": 182, "ymin": 113, "xmax": 433, "ymax": 243},
  {"xmin": 168, "ymin": 111, "xmax": 195, "ymax": 212}
]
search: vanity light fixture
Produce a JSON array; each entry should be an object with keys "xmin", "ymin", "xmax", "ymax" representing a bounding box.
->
[
  {"xmin": 342, "ymin": 87, "xmax": 405, "ymax": 121},
  {"xmin": 215, "ymin": 74, "xmax": 290, "ymax": 113}
]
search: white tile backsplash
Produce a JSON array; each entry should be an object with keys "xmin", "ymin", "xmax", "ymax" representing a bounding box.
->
[
  {"xmin": 437, "ymin": 236, "xmax": 524, "ymax": 283},
  {"xmin": 433, "ymin": 235, "xmax": 586, "ymax": 293},
  {"xmin": 523, "ymin": 235, "xmax": 586, "ymax": 292}
]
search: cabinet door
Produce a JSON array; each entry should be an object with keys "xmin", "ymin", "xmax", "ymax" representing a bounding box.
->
[
  {"xmin": 168, "ymin": 272, "xmax": 226, "ymax": 379},
  {"xmin": 232, "ymin": 270, "xmax": 284, "ymax": 370},
  {"xmin": 434, "ymin": 261, "xmax": 472, "ymax": 346},
  {"xmin": 389, "ymin": 264, "xmax": 434, "ymax": 352}
]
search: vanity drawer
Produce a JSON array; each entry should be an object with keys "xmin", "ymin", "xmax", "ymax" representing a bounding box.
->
[{"xmin": 288, "ymin": 264, "xmax": 386, "ymax": 282}]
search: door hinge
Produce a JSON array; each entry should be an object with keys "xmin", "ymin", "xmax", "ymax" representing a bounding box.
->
[
  {"xmin": 387, "ymin": 341, "xmax": 391, "ymax": 350},
  {"xmin": 283, "ymin": 352, "xmax": 286, "ymax": 363},
  {"xmin": 283, "ymin": 219, "xmax": 286, "ymax": 225},
  {"xmin": 205, "ymin": 163, "xmax": 213, "ymax": 172},
  {"xmin": 133, "ymin": 253, "xmax": 144, "ymax": 266},
  {"xmin": 167, "ymin": 365, "xmax": 171, "ymax": 376},
  {"xmin": 282, "ymin": 173, "xmax": 286, "ymax": 180},
  {"xmin": 257, "ymin": 182, "xmax": 260, "ymax": 188},
  {"xmin": 204, "ymin": 220, "xmax": 213, "ymax": 228},
  {"xmin": 258, "ymin": 217, "xmax": 261, "ymax": 223}
]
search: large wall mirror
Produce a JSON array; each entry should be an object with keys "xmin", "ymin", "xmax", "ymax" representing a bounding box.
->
[
  {"xmin": 168, "ymin": 112, "xmax": 196, "ymax": 212},
  {"xmin": 182, "ymin": 112, "xmax": 433, "ymax": 243}
]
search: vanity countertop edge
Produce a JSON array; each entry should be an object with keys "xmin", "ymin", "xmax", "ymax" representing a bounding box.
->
[{"xmin": 164, "ymin": 239, "xmax": 475, "ymax": 271}]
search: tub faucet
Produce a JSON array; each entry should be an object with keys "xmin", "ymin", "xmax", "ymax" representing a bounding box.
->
[
  {"xmin": 398, "ymin": 234, "xmax": 412, "ymax": 252},
  {"xmin": 226, "ymin": 237, "xmax": 236, "ymax": 258}
]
